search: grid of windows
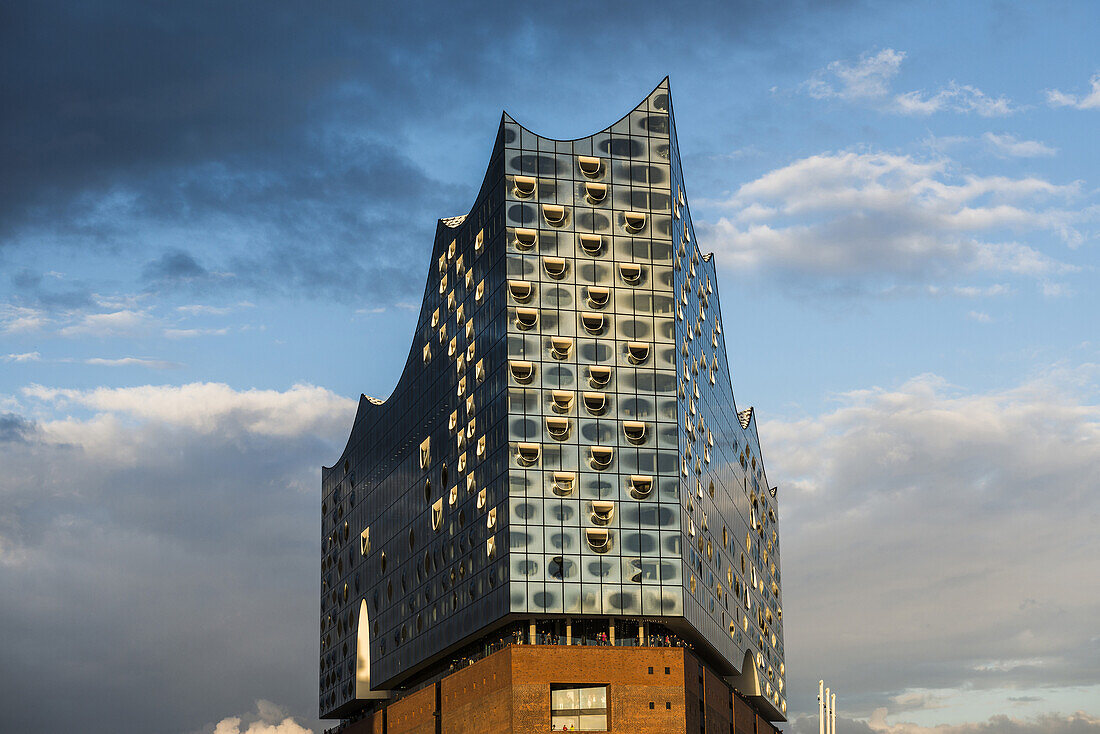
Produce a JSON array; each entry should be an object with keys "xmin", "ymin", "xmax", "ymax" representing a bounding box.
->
[{"xmin": 318, "ymin": 79, "xmax": 786, "ymax": 722}]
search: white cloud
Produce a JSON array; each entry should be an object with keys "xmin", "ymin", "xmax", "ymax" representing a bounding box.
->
[
  {"xmin": 866, "ymin": 710, "xmax": 1100, "ymax": 734},
  {"xmin": 210, "ymin": 700, "xmax": 313, "ymax": 734},
  {"xmin": 893, "ymin": 83, "xmax": 1016, "ymax": 117},
  {"xmin": 22, "ymin": 381, "xmax": 352, "ymax": 440},
  {"xmin": 57, "ymin": 309, "xmax": 157, "ymax": 338},
  {"xmin": 1045, "ymin": 73, "xmax": 1100, "ymax": 110},
  {"xmin": 164, "ymin": 327, "xmax": 230, "ymax": 338},
  {"xmin": 966, "ymin": 310, "xmax": 992, "ymax": 322},
  {"xmin": 177, "ymin": 304, "xmax": 234, "ymax": 316},
  {"xmin": 700, "ymin": 150, "xmax": 1087, "ymax": 289},
  {"xmin": 84, "ymin": 357, "xmax": 183, "ymax": 369},
  {"xmin": 803, "ymin": 49, "xmax": 1017, "ymax": 116},
  {"xmin": 804, "ymin": 48, "xmax": 906, "ymax": 101},
  {"xmin": 3, "ymin": 352, "xmax": 41, "ymax": 363},
  {"xmin": 981, "ymin": 133, "xmax": 1057, "ymax": 158},
  {"xmin": 0, "ymin": 382, "xmax": 352, "ymax": 731},
  {"xmin": 952, "ymin": 284, "xmax": 1010, "ymax": 298},
  {"xmin": 0, "ymin": 305, "xmax": 49, "ymax": 333},
  {"xmin": 766, "ymin": 368, "xmax": 1100, "ymax": 718}
]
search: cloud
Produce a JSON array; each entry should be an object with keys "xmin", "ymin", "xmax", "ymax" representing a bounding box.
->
[
  {"xmin": 1045, "ymin": 73, "xmax": 1100, "ymax": 110},
  {"xmin": 0, "ymin": 381, "xmax": 354, "ymax": 733},
  {"xmin": 966, "ymin": 310, "xmax": 992, "ymax": 322},
  {"xmin": 866, "ymin": 711, "xmax": 1100, "ymax": 734},
  {"xmin": 0, "ymin": 305, "xmax": 48, "ymax": 333},
  {"xmin": 22, "ymin": 382, "xmax": 350, "ymax": 438},
  {"xmin": 765, "ymin": 368, "xmax": 1100, "ymax": 718},
  {"xmin": 206, "ymin": 700, "xmax": 314, "ymax": 734},
  {"xmin": 0, "ymin": 413, "xmax": 37, "ymax": 443},
  {"xmin": 3, "ymin": 352, "xmax": 41, "ymax": 363},
  {"xmin": 803, "ymin": 49, "xmax": 1017, "ymax": 116},
  {"xmin": 164, "ymin": 327, "xmax": 230, "ymax": 338},
  {"xmin": 700, "ymin": 150, "xmax": 1088, "ymax": 293},
  {"xmin": 142, "ymin": 249, "xmax": 233, "ymax": 287},
  {"xmin": 56, "ymin": 309, "xmax": 157, "ymax": 338},
  {"xmin": 982, "ymin": 133, "xmax": 1057, "ymax": 158},
  {"xmin": 893, "ymin": 83, "xmax": 1016, "ymax": 117},
  {"xmin": 790, "ymin": 712, "xmax": 1100, "ymax": 734},
  {"xmin": 84, "ymin": 357, "xmax": 183, "ymax": 369},
  {"xmin": 804, "ymin": 48, "xmax": 906, "ymax": 101}
]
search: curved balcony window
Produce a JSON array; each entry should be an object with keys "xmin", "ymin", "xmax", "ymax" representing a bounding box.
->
[
  {"xmin": 509, "ymin": 360, "xmax": 534, "ymax": 383},
  {"xmin": 577, "ymin": 156, "xmax": 603, "ymax": 178},
  {"xmin": 585, "ymin": 528, "xmax": 612, "ymax": 553},
  {"xmin": 623, "ymin": 211, "xmax": 647, "ymax": 233},
  {"xmin": 588, "ymin": 365, "xmax": 612, "ymax": 388},
  {"xmin": 476, "ymin": 488, "xmax": 487, "ymax": 509},
  {"xmin": 475, "ymin": 280, "xmax": 485, "ymax": 301},
  {"xmin": 550, "ymin": 390, "xmax": 574, "ymax": 412},
  {"xmin": 628, "ymin": 475, "xmax": 653, "ymax": 500},
  {"xmin": 619, "ymin": 263, "xmax": 643, "ymax": 285},
  {"xmin": 546, "ymin": 417, "xmax": 571, "ymax": 441},
  {"xmin": 516, "ymin": 442, "xmax": 541, "ymax": 466},
  {"xmin": 487, "ymin": 507, "xmax": 497, "ymax": 529},
  {"xmin": 514, "ymin": 228, "xmax": 538, "ymax": 250},
  {"xmin": 431, "ymin": 499, "xmax": 443, "ymax": 531},
  {"xmin": 578, "ymin": 234, "xmax": 603, "ymax": 256},
  {"xmin": 623, "ymin": 421, "xmax": 647, "ymax": 445},
  {"xmin": 513, "ymin": 176, "xmax": 536, "ymax": 198},
  {"xmin": 589, "ymin": 445, "xmax": 613, "ymax": 470},
  {"xmin": 552, "ymin": 471, "xmax": 576, "ymax": 497},
  {"xmin": 475, "ymin": 228, "xmax": 484, "ymax": 251},
  {"xmin": 582, "ymin": 391, "xmax": 607, "ymax": 415},
  {"xmin": 584, "ymin": 182, "xmax": 607, "ymax": 204},
  {"xmin": 626, "ymin": 342, "xmax": 650, "ymax": 364},
  {"xmin": 581, "ymin": 312, "xmax": 605, "ymax": 335},
  {"xmin": 586, "ymin": 286, "xmax": 609, "ymax": 308},
  {"xmin": 508, "ymin": 280, "xmax": 533, "ymax": 303},
  {"xmin": 590, "ymin": 500, "xmax": 615, "ymax": 525},
  {"xmin": 515, "ymin": 308, "xmax": 539, "ymax": 330},
  {"xmin": 543, "ymin": 204, "xmax": 567, "ymax": 227},
  {"xmin": 486, "ymin": 536, "xmax": 496, "ymax": 558},
  {"xmin": 543, "ymin": 257, "xmax": 568, "ymax": 279},
  {"xmin": 550, "ymin": 336, "xmax": 573, "ymax": 360}
]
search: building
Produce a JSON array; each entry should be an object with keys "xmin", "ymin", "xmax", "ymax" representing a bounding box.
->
[{"xmin": 320, "ymin": 78, "xmax": 787, "ymax": 731}]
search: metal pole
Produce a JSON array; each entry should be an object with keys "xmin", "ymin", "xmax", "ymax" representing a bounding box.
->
[
  {"xmin": 825, "ymin": 687, "xmax": 831, "ymax": 734},
  {"xmin": 818, "ymin": 681, "xmax": 824, "ymax": 734},
  {"xmin": 831, "ymin": 692, "xmax": 837, "ymax": 734}
]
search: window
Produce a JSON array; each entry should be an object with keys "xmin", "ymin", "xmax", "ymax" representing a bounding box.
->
[{"xmin": 551, "ymin": 685, "xmax": 608, "ymax": 731}]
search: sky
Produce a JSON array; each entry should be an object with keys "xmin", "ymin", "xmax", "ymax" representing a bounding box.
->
[{"xmin": 1, "ymin": 1, "xmax": 1098, "ymax": 733}]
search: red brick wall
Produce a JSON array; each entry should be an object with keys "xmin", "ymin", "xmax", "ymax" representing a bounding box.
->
[
  {"xmin": 339, "ymin": 710, "xmax": 385, "ymax": 734},
  {"xmin": 340, "ymin": 643, "xmax": 782, "ymax": 734},
  {"xmin": 703, "ymin": 664, "xmax": 733, "ymax": 734},
  {"xmin": 441, "ymin": 648, "xmax": 513, "ymax": 734},
  {"xmin": 511, "ymin": 645, "xmax": 687, "ymax": 734},
  {"xmin": 734, "ymin": 692, "xmax": 757, "ymax": 734},
  {"xmin": 386, "ymin": 683, "xmax": 437, "ymax": 734}
]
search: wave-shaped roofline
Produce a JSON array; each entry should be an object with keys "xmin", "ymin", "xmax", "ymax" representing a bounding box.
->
[{"xmin": 501, "ymin": 76, "xmax": 671, "ymax": 144}]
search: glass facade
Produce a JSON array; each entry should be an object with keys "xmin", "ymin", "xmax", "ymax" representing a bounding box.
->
[{"xmin": 319, "ymin": 79, "xmax": 786, "ymax": 721}]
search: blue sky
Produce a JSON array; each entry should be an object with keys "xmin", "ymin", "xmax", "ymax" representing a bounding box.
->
[{"xmin": 1, "ymin": 2, "xmax": 1098, "ymax": 734}]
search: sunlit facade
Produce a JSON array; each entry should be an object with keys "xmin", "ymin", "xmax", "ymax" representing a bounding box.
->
[{"xmin": 319, "ymin": 79, "xmax": 786, "ymax": 726}]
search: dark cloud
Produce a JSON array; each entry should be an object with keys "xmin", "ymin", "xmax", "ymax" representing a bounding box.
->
[
  {"xmin": 0, "ymin": 413, "xmax": 36, "ymax": 443},
  {"xmin": 1, "ymin": 0, "xmax": 856, "ymax": 306}
]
